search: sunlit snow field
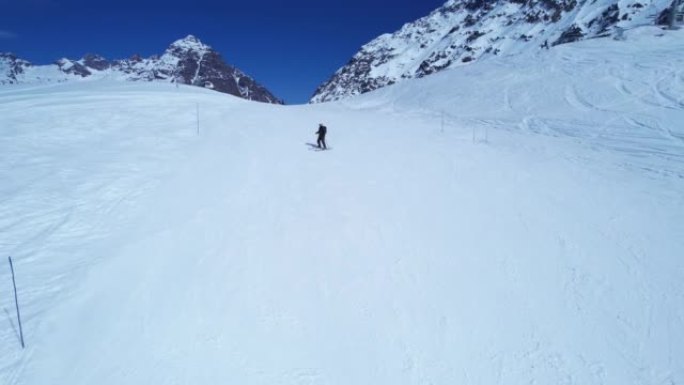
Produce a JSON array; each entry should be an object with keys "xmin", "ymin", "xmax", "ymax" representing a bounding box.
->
[{"xmin": 1, "ymin": 27, "xmax": 683, "ymax": 384}]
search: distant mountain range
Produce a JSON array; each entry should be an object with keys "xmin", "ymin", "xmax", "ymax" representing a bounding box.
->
[
  {"xmin": 0, "ymin": 35, "xmax": 283, "ymax": 104},
  {"xmin": 1, "ymin": 1, "xmax": 676, "ymax": 105},
  {"xmin": 310, "ymin": 0, "xmax": 674, "ymax": 103}
]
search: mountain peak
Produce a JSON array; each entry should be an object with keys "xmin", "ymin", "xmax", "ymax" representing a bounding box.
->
[
  {"xmin": 169, "ymin": 35, "xmax": 210, "ymax": 52},
  {"xmin": 0, "ymin": 52, "xmax": 21, "ymax": 61},
  {"xmin": 0, "ymin": 36, "xmax": 283, "ymax": 104}
]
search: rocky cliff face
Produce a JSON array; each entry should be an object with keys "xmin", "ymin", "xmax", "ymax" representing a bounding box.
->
[
  {"xmin": 1, "ymin": 36, "xmax": 283, "ymax": 104},
  {"xmin": 311, "ymin": 0, "xmax": 674, "ymax": 103},
  {"xmin": 0, "ymin": 53, "xmax": 32, "ymax": 84}
]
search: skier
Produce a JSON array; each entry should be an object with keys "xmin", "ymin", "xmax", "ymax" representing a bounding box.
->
[{"xmin": 316, "ymin": 123, "xmax": 327, "ymax": 150}]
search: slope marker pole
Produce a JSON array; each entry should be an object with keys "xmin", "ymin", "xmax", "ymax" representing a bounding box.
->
[
  {"xmin": 196, "ymin": 103, "xmax": 200, "ymax": 136},
  {"xmin": 8, "ymin": 256, "xmax": 25, "ymax": 349}
]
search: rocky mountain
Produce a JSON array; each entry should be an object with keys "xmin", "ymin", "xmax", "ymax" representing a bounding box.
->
[
  {"xmin": 0, "ymin": 53, "xmax": 31, "ymax": 84},
  {"xmin": 1, "ymin": 35, "xmax": 283, "ymax": 104},
  {"xmin": 311, "ymin": 0, "xmax": 675, "ymax": 103}
]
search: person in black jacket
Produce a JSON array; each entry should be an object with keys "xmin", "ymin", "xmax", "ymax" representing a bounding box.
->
[{"xmin": 316, "ymin": 123, "xmax": 327, "ymax": 150}]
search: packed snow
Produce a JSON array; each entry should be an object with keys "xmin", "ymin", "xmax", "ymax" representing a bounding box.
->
[{"xmin": 0, "ymin": 27, "xmax": 683, "ymax": 384}]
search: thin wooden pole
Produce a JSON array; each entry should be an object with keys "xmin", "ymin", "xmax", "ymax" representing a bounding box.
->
[{"xmin": 8, "ymin": 256, "xmax": 25, "ymax": 349}]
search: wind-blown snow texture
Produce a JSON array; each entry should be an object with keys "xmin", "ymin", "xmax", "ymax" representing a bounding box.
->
[
  {"xmin": 311, "ymin": 0, "xmax": 675, "ymax": 103},
  {"xmin": 0, "ymin": 35, "xmax": 283, "ymax": 104},
  {"xmin": 0, "ymin": 26, "xmax": 683, "ymax": 385}
]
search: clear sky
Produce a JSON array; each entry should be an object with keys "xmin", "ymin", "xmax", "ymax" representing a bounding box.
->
[{"xmin": 0, "ymin": 0, "xmax": 446, "ymax": 103}]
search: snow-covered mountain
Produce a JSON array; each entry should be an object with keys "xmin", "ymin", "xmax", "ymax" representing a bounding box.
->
[
  {"xmin": 0, "ymin": 35, "xmax": 283, "ymax": 104},
  {"xmin": 311, "ymin": 0, "xmax": 675, "ymax": 103}
]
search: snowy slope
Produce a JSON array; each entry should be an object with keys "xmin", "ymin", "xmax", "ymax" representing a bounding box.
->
[
  {"xmin": 0, "ymin": 36, "xmax": 282, "ymax": 104},
  {"xmin": 1, "ymin": 27, "xmax": 683, "ymax": 385},
  {"xmin": 311, "ymin": 0, "xmax": 675, "ymax": 103}
]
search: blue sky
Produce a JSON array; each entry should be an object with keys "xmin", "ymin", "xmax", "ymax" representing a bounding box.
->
[{"xmin": 0, "ymin": 0, "xmax": 446, "ymax": 103}]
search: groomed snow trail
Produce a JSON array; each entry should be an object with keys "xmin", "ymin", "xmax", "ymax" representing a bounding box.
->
[{"xmin": 1, "ymin": 28, "xmax": 683, "ymax": 384}]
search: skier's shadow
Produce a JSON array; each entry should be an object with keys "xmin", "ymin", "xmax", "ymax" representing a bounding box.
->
[{"xmin": 305, "ymin": 142, "xmax": 324, "ymax": 151}]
